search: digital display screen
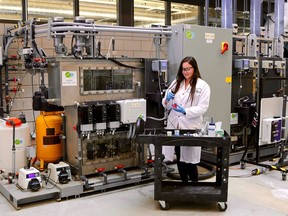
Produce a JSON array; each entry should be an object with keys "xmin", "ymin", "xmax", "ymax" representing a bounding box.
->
[{"xmin": 26, "ymin": 173, "xmax": 39, "ymax": 178}]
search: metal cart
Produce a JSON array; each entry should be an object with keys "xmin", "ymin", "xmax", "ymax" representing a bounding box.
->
[{"xmin": 136, "ymin": 129, "xmax": 230, "ymax": 211}]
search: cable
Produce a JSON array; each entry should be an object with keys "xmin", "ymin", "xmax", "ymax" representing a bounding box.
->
[
  {"xmin": 127, "ymin": 123, "xmax": 133, "ymax": 139},
  {"xmin": 229, "ymin": 174, "xmax": 252, "ymax": 178},
  {"xmin": 146, "ymin": 116, "xmax": 166, "ymax": 121},
  {"xmin": 99, "ymin": 54, "xmax": 144, "ymax": 69},
  {"xmin": 238, "ymin": 96, "xmax": 249, "ymax": 107}
]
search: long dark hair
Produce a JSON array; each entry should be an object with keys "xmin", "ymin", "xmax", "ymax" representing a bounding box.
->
[{"xmin": 173, "ymin": 56, "xmax": 201, "ymax": 102}]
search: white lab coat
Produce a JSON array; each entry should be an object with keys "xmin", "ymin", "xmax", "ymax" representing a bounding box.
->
[{"xmin": 162, "ymin": 78, "xmax": 211, "ymax": 163}]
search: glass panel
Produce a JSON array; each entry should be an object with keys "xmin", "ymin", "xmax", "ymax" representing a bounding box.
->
[{"xmin": 83, "ymin": 68, "xmax": 133, "ymax": 92}]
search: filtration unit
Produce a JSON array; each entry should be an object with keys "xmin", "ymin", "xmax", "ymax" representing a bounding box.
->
[{"xmin": 43, "ymin": 57, "xmax": 148, "ymax": 176}]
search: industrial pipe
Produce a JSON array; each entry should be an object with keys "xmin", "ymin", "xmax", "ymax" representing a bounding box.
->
[
  {"xmin": 35, "ymin": 25, "xmax": 172, "ymax": 36},
  {"xmin": 274, "ymin": 0, "xmax": 285, "ymax": 37},
  {"xmin": 221, "ymin": 0, "xmax": 233, "ymax": 28},
  {"xmin": 250, "ymin": 0, "xmax": 261, "ymax": 36},
  {"xmin": 205, "ymin": 0, "xmax": 209, "ymax": 26}
]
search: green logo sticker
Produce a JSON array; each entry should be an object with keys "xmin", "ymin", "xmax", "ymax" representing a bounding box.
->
[
  {"xmin": 15, "ymin": 139, "xmax": 22, "ymax": 145},
  {"xmin": 186, "ymin": 31, "xmax": 195, "ymax": 39},
  {"xmin": 65, "ymin": 72, "xmax": 72, "ymax": 78}
]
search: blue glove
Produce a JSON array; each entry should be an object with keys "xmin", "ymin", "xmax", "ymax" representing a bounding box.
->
[
  {"xmin": 172, "ymin": 104, "xmax": 186, "ymax": 115},
  {"xmin": 166, "ymin": 90, "xmax": 175, "ymax": 102}
]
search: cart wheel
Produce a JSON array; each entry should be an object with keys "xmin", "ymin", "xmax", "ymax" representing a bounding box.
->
[
  {"xmin": 240, "ymin": 162, "xmax": 246, "ymax": 170},
  {"xmin": 159, "ymin": 200, "xmax": 170, "ymax": 210},
  {"xmin": 217, "ymin": 202, "xmax": 227, "ymax": 211},
  {"xmin": 282, "ymin": 172, "xmax": 287, "ymax": 181}
]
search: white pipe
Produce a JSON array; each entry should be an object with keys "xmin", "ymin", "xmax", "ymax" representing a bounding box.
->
[
  {"xmin": 35, "ymin": 25, "xmax": 172, "ymax": 36},
  {"xmin": 250, "ymin": 0, "xmax": 261, "ymax": 36},
  {"xmin": 265, "ymin": 2, "xmax": 288, "ymax": 38},
  {"xmin": 35, "ymin": 21, "xmax": 170, "ymax": 31},
  {"xmin": 221, "ymin": 0, "xmax": 233, "ymax": 28},
  {"xmin": 274, "ymin": 0, "xmax": 285, "ymax": 37}
]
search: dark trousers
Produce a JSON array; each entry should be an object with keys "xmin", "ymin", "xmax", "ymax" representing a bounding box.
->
[{"xmin": 175, "ymin": 146, "xmax": 198, "ymax": 183}]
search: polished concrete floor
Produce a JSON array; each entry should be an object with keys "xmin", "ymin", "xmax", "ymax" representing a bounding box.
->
[{"xmin": 1, "ymin": 162, "xmax": 288, "ymax": 216}]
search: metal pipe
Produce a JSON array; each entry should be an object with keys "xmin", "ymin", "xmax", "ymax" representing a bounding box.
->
[
  {"xmin": 73, "ymin": 0, "xmax": 80, "ymax": 17},
  {"xmin": 198, "ymin": 6, "xmax": 204, "ymax": 25},
  {"xmin": 221, "ymin": 0, "xmax": 233, "ymax": 28},
  {"xmin": 233, "ymin": 0, "xmax": 237, "ymax": 24},
  {"xmin": 5, "ymin": 62, "xmax": 9, "ymax": 114},
  {"xmin": 165, "ymin": 1, "xmax": 171, "ymax": 26},
  {"xmin": 34, "ymin": 21, "xmax": 171, "ymax": 32},
  {"xmin": 36, "ymin": 26, "xmax": 172, "ymax": 36},
  {"xmin": 12, "ymin": 121, "xmax": 15, "ymax": 176},
  {"xmin": 274, "ymin": 0, "xmax": 285, "ymax": 38},
  {"xmin": 205, "ymin": 0, "xmax": 209, "ymax": 26},
  {"xmin": 250, "ymin": 0, "xmax": 261, "ymax": 36},
  {"xmin": 35, "ymin": 21, "xmax": 171, "ymax": 30},
  {"xmin": 4, "ymin": 36, "xmax": 16, "ymax": 57}
]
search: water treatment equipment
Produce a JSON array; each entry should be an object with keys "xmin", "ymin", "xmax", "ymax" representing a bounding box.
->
[
  {"xmin": 36, "ymin": 112, "xmax": 63, "ymax": 170},
  {"xmin": 0, "ymin": 118, "xmax": 30, "ymax": 173}
]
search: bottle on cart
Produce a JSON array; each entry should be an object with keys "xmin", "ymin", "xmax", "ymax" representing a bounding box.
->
[{"xmin": 208, "ymin": 123, "xmax": 216, "ymax": 137}]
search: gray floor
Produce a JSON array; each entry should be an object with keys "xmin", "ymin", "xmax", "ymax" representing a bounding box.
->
[{"xmin": 1, "ymin": 163, "xmax": 288, "ymax": 216}]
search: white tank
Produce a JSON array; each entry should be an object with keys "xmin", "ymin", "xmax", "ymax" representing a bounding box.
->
[{"xmin": 0, "ymin": 118, "xmax": 30, "ymax": 174}]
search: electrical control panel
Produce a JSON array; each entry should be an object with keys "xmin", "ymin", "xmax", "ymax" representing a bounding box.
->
[
  {"xmin": 106, "ymin": 102, "xmax": 121, "ymax": 129},
  {"xmin": 262, "ymin": 60, "xmax": 273, "ymax": 69},
  {"xmin": 116, "ymin": 98, "xmax": 146, "ymax": 124},
  {"xmin": 78, "ymin": 105, "xmax": 94, "ymax": 132},
  {"xmin": 152, "ymin": 60, "xmax": 168, "ymax": 72},
  {"xmin": 77, "ymin": 103, "xmax": 107, "ymax": 132},
  {"xmin": 249, "ymin": 59, "xmax": 259, "ymax": 69},
  {"xmin": 93, "ymin": 103, "xmax": 107, "ymax": 130},
  {"xmin": 274, "ymin": 61, "xmax": 285, "ymax": 69},
  {"xmin": 261, "ymin": 117, "xmax": 282, "ymax": 145},
  {"xmin": 234, "ymin": 59, "xmax": 250, "ymax": 70}
]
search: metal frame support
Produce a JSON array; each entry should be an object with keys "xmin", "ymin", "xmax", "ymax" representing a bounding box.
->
[
  {"xmin": 21, "ymin": 0, "xmax": 28, "ymax": 22},
  {"xmin": 117, "ymin": 0, "xmax": 134, "ymax": 26},
  {"xmin": 73, "ymin": 0, "xmax": 80, "ymax": 17},
  {"xmin": 165, "ymin": 1, "xmax": 171, "ymax": 26}
]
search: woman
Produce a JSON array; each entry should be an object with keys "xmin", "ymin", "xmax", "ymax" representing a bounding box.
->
[{"xmin": 162, "ymin": 56, "xmax": 211, "ymax": 183}]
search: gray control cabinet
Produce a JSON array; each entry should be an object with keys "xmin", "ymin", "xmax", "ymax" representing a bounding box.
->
[{"xmin": 168, "ymin": 24, "xmax": 232, "ymax": 133}]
